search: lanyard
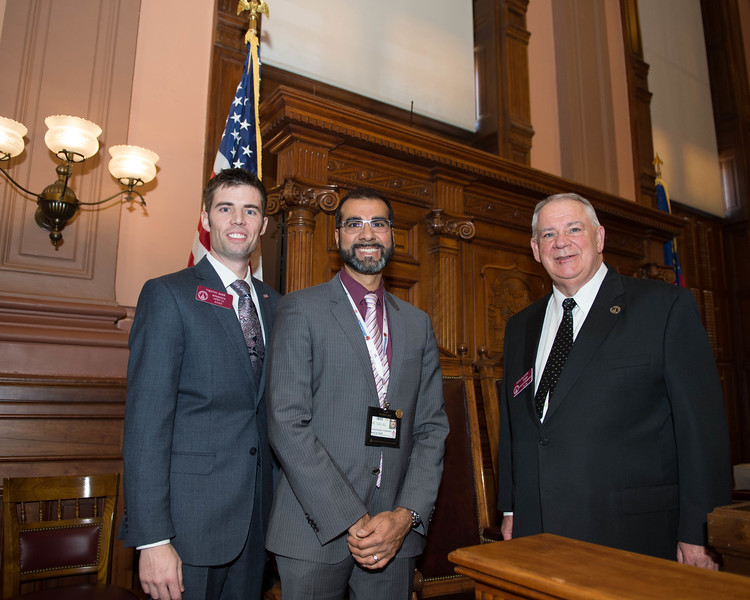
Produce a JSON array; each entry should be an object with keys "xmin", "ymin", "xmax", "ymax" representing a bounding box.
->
[{"xmin": 342, "ymin": 283, "xmax": 390, "ymax": 381}]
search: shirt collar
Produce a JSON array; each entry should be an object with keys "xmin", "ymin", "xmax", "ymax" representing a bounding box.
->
[
  {"xmin": 552, "ymin": 262, "xmax": 608, "ymax": 315},
  {"xmin": 205, "ymin": 253, "xmax": 252, "ymax": 290},
  {"xmin": 339, "ymin": 267, "xmax": 385, "ymax": 307}
]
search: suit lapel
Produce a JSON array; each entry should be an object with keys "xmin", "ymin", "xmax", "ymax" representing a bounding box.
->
[
  {"xmin": 251, "ymin": 277, "xmax": 274, "ymax": 393},
  {"xmin": 523, "ymin": 295, "xmax": 549, "ymax": 424},
  {"xmin": 544, "ymin": 269, "xmax": 625, "ymax": 422},
  {"xmin": 328, "ymin": 275, "xmax": 380, "ymax": 399},
  {"xmin": 384, "ymin": 292, "xmax": 403, "ymax": 406},
  {"xmin": 194, "ymin": 258, "xmax": 256, "ymax": 386}
]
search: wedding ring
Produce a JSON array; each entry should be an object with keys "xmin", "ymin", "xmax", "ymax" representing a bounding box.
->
[{"xmin": 373, "ymin": 554, "xmax": 379, "ymax": 562}]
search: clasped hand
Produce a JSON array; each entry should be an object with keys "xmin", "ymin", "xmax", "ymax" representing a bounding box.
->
[{"xmin": 347, "ymin": 508, "xmax": 412, "ymax": 570}]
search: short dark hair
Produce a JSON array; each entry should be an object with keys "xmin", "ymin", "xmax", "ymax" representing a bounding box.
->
[
  {"xmin": 335, "ymin": 187, "xmax": 395, "ymax": 227},
  {"xmin": 202, "ymin": 168, "xmax": 268, "ymax": 217}
]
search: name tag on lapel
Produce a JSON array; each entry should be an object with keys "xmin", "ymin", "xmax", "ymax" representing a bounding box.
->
[
  {"xmin": 513, "ymin": 368, "xmax": 533, "ymax": 397},
  {"xmin": 195, "ymin": 285, "xmax": 233, "ymax": 309}
]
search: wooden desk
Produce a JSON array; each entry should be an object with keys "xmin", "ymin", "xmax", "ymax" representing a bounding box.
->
[
  {"xmin": 709, "ymin": 501, "xmax": 750, "ymax": 576},
  {"xmin": 448, "ymin": 534, "xmax": 750, "ymax": 599}
]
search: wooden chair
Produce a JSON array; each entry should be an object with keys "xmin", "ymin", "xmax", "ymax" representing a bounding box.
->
[
  {"xmin": 2, "ymin": 473, "xmax": 139, "ymax": 600},
  {"xmin": 416, "ymin": 346, "xmax": 503, "ymax": 599}
]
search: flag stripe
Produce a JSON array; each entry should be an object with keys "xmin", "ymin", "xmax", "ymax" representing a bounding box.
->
[{"xmin": 188, "ymin": 31, "xmax": 262, "ymax": 272}]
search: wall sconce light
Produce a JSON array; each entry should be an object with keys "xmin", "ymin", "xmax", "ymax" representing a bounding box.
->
[{"xmin": 0, "ymin": 115, "xmax": 159, "ymax": 247}]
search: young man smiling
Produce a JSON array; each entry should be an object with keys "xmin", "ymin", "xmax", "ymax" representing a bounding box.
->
[{"xmin": 121, "ymin": 169, "xmax": 280, "ymax": 600}]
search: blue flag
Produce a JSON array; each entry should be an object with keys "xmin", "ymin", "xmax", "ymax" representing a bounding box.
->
[{"xmin": 655, "ymin": 176, "xmax": 685, "ymax": 287}]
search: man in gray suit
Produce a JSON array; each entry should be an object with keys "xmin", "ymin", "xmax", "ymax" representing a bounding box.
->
[
  {"xmin": 121, "ymin": 168, "xmax": 280, "ymax": 599},
  {"xmin": 266, "ymin": 188, "xmax": 449, "ymax": 599}
]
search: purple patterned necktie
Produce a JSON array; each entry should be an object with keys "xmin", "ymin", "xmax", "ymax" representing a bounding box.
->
[
  {"xmin": 364, "ymin": 292, "xmax": 389, "ymax": 487},
  {"xmin": 230, "ymin": 279, "xmax": 265, "ymax": 384},
  {"xmin": 534, "ymin": 297, "xmax": 576, "ymax": 420},
  {"xmin": 364, "ymin": 293, "xmax": 390, "ymax": 406}
]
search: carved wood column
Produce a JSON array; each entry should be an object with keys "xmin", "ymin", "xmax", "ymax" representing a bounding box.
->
[
  {"xmin": 426, "ymin": 170, "xmax": 475, "ymax": 353},
  {"xmin": 619, "ymin": 0, "xmax": 657, "ymax": 209},
  {"xmin": 266, "ymin": 177, "xmax": 339, "ymax": 293},
  {"xmin": 473, "ymin": 0, "xmax": 534, "ymax": 163},
  {"xmin": 261, "ymin": 109, "xmax": 344, "ymax": 291}
]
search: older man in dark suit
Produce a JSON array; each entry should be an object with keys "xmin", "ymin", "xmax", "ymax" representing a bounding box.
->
[
  {"xmin": 265, "ymin": 188, "xmax": 449, "ymax": 599},
  {"xmin": 121, "ymin": 168, "xmax": 280, "ymax": 599},
  {"xmin": 498, "ymin": 192, "xmax": 731, "ymax": 568}
]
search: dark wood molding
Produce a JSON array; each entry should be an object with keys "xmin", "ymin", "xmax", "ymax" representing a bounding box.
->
[{"xmin": 619, "ymin": 0, "xmax": 657, "ymax": 209}]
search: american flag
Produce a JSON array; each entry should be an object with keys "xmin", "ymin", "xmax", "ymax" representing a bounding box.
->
[{"xmin": 188, "ymin": 33, "xmax": 263, "ymax": 276}]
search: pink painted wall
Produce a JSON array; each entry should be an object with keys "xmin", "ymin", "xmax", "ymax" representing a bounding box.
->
[{"xmin": 115, "ymin": 0, "xmax": 215, "ymax": 308}]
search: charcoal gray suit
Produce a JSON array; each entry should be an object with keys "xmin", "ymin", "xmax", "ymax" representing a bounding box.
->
[{"xmin": 121, "ymin": 257, "xmax": 279, "ymax": 579}]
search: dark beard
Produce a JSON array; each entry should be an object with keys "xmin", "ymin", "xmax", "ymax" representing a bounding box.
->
[{"xmin": 339, "ymin": 241, "xmax": 394, "ymax": 274}]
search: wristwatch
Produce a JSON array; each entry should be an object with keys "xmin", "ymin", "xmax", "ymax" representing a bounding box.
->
[{"xmin": 409, "ymin": 509, "xmax": 421, "ymax": 528}]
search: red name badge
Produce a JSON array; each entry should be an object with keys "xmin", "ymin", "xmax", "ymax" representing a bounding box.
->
[
  {"xmin": 195, "ymin": 285, "xmax": 233, "ymax": 309},
  {"xmin": 513, "ymin": 368, "xmax": 533, "ymax": 397}
]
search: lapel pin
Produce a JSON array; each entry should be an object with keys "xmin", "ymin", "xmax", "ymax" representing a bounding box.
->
[
  {"xmin": 610, "ymin": 305, "xmax": 621, "ymax": 314},
  {"xmin": 263, "ymin": 294, "xmax": 269, "ymax": 299}
]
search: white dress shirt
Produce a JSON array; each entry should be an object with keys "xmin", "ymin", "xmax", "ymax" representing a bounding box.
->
[{"xmin": 534, "ymin": 263, "xmax": 608, "ymax": 421}]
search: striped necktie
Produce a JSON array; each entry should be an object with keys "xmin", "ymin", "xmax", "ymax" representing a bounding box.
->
[
  {"xmin": 364, "ymin": 292, "xmax": 389, "ymax": 487},
  {"xmin": 364, "ymin": 293, "xmax": 389, "ymax": 405}
]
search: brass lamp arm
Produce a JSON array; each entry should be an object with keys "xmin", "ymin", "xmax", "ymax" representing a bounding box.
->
[{"xmin": 0, "ymin": 163, "xmax": 38, "ymax": 198}]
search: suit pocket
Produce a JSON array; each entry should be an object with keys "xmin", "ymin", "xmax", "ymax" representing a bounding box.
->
[
  {"xmin": 604, "ymin": 353, "xmax": 650, "ymax": 370},
  {"xmin": 171, "ymin": 451, "xmax": 215, "ymax": 474},
  {"xmin": 621, "ymin": 484, "xmax": 678, "ymax": 514}
]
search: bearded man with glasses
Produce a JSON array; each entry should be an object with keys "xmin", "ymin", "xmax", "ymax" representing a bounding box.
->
[{"xmin": 265, "ymin": 187, "xmax": 449, "ymax": 599}]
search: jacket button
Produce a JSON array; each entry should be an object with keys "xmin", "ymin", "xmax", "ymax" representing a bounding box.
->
[
  {"xmin": 249, "ymin": 447, "xmax": 257, "ymax": 455},
  {"xmin": 372, "ymin": 468, "xmax": 380, "ymax": 475},
  {"xmin": 539, "ymin": 438, "xmax": 549, "ymax": 446}
]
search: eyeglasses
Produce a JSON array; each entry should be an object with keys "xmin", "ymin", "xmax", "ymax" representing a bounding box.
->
[{"xmin": 338, "ymin": 218, "xmax": 392, "ymax": 233}]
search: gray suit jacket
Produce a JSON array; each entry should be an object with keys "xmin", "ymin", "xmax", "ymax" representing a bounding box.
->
[
  {"xmin": 498, "ymin": 267, "xmax": 731, "ymax": 559},
  {"xmin": 120, "ymin": 257, "xmax": 280, "ymax": 566},
  {"xmin": 265, "ymin": 273, "xmax": 449, "ymax": 563}
]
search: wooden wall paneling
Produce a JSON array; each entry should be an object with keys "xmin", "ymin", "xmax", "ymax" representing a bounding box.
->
[
  {"xmin": 699, "ymin": 0, "xmax": 750, "ymax": 465},
  {"xmin": 0, "ymin": 375, "xmax": 134, "ymax": 590},
  {"xmin": 472, "ymin": 0, "xmax": 534, "ymax": 162},
  {"xmin": 700, "ymin": 0, "xmax": 750, "ymax": 223},
  {"xmin": 426, "ymin": 169, "xmax": 476, "ymax": 354},
  {"xmin": 672, "ymin": 202, "xmax": 745, "ymax": 467},
  {"xmin": 618, "ymin": 0, "xmax": 657, "ymax": 209},
  {"xmin": 259, "ymin": 87, "xmax": 686, "ymax": 373},
  {"xmin": 503, "ymin": 0, "xmax": 534, "ymax": 164},
  {"xmin": 724, "ymin": 223, "xmax": 750, "ymax": 464}
]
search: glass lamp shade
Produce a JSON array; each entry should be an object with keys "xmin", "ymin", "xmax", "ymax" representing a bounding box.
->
[
  {"xmin": 44, "ymin": 115, "xmax": 102, "ymax": 160},
  {"xmin": 0, "ymin": 116, "xmax": 28, "ymax": 158},
  {"xmin": 108, "ymin": 145, "xmax": 159, "ymax": 184}
]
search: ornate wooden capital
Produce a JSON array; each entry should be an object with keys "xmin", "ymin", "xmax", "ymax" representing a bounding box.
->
[
  {"xmin": 266, "ymin": 178, "xmax": 339, "ymax": 216},
  {"xmin": 633, "ymin": 262, "xmax": 676, "ymax": 284},
  {"xmin": 425, "ymin": 209, "xmax": 475, "ymax": 241}
]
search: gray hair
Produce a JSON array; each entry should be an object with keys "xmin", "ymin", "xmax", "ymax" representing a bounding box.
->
[{"xmin": 531, "ymin": 193, "xmax": 601, "ymax": 238}]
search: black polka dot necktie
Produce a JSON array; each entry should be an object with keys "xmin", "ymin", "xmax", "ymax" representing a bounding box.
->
[
  {"xmin": 534, "ymin": 297, "xmax": 577, "ymax": 420},
  {"xmin": 230, "ymin": 279, "xmax": 265, "ymax": 384}
]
